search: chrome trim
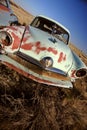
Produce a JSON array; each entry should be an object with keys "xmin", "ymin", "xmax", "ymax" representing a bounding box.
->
[
  {"xmin": 16, "ymin": 51, "xmax": 67, "ymax": 76},
  {"xmin": 45, "ymin": 67, "xmax": 67, "ymax": 76},
  {"xmin": 16, "ymin": 51, "xmax": 42, "ymax": 67},
  {"xmin": 40, "ymin": 57, "xmax": 53, "ymax": 68}
]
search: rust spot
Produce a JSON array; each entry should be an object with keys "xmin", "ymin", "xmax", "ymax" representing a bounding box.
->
[
  {"xmin": 0, "ymin": 5, "xmax": 10, "ymax": 12},
  {"xmin": 58, "ymin": 52, "xmax": 66, "ymax": 63},
  {"xmin": 47, "ymin": 47, "xmax": 58, "ymax": 55},
  {"xmin": 7, "ymin": 26, "xmax": 18, "ymax": 31},
  {"xmin": 71, "ymin": 70, "xmax": 76, "ymax": 78},
  {"xmin": 22, "ymin": 36, "xmax": 31, "ymax": 43},
  {"xmin": 21, "ymin": 43, "xmax": 33, "ymax": 50},
  {"xmin": 35, "ymin": 42, "xmax": 46, "ymax": 54},
  {"xmin": 35, "ymin": 41, "xmax": 40, "ymax": 47},
  {"xmin": 11, "ymin": 32, "xmax": 21, "ymax": 50},
  {"xmin": 21, "ymin": 41, "xmax": 59, "ymax": 55},
  {"xmin": 58, "ymin": 52, "xmax": 63, "ymax": 63}
]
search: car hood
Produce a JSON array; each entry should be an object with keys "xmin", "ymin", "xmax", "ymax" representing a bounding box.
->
[{"xmin": 21, "ymin": 26, "xmax": 73, "ymax": 73}]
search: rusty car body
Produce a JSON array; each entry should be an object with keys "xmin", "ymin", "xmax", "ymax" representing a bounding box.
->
[
  {"xmin": 0, "ymin": 15, "xmax": 87, "ymax": 88},
  {"xmin": 0, "ymin": 0, "xmax": 18, "ymax": 27}
]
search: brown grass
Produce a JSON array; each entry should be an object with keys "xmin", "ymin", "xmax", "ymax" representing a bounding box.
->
[
  {"xmin": 0, "ymin": 64, "xmax": 87, "ymax": 130},
  {"xmin": 0, "ymin": 1, "xmax": 87, "ymax": 130}
]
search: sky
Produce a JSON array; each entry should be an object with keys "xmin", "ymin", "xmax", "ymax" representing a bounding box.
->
[{"xmin": 14, "ymin": 0, "xmax": 87, "ymax": 53}]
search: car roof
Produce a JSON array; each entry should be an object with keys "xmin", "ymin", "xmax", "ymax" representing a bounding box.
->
[{"xmin": 37, "ymin": 15, "xmax": 70, "ymax": 35}]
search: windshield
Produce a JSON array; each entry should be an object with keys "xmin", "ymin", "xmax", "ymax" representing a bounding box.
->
[
  {"xmin": 0, "ymin": 0, "xmax": 8, "ymax": 7},
  {"xmin": 30, "ymin": 16, "xmax": 69, "ymax": 44}
]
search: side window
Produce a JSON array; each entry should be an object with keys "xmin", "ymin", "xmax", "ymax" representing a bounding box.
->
[
  {"xmin": 0, "ymin": 0, "xmax": 8, "ymax": 7},
  {"xmin": 31, "ymin": 18, "xmax": 40, "ymax": 28}
]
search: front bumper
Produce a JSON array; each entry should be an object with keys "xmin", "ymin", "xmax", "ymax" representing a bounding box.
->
[{"xmin": 0, "ymin": 54, "xmax": 73, "ymax": 88}]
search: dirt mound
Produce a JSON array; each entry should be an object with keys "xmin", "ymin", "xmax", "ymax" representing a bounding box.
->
[{"xmin": 0, "ymin": 1, "xmax": 87, "ymax": 130}]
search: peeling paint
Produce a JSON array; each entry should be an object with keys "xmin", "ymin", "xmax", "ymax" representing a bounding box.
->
[
  {"xmin": 11, "ymin": 32, "xmax": 21, "ymax": 50},
  {"xmin": 21, "ymin": 41, "xmax": 58, "ymax": 55},
  {"xmin": 0, "ymin": 5, "xmax": 10, "ymax": 12},
  {"xmin": 58, "ymin": 52, "xmax": 66, "ymax": 63},
  {"xmin": 71, "ymin": 70, "xmax": 76, "ymax": 78},
  {"xmin": 21, "ymin": 43, "xmax": 33, "ymax": 50}
]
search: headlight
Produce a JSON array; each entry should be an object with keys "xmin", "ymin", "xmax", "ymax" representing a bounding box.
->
[
  {"xmin": 40, "ymin": 57, "xmax": 53, "ymax": 68},
  {"xmin": 75, "ymin": 68, "xmax": 87, "ymax": 78},
  {"xmin": 0, "ymin": 31, "xmax": 12, "ymax": 46}
]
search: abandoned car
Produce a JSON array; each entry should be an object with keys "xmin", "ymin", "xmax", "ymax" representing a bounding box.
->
[{"xmin": 0, "ymin": 15, "xmax": 87, "ymax": 88}]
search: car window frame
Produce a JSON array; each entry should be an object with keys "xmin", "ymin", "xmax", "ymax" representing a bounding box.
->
[{"xmin": 30, "ymin": 16, "xmax": 69, "ymax": 45}]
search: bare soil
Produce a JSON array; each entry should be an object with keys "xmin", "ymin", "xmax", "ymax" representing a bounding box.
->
[{"xmin": 0, "ymin": 1, "xmax": 87, "ymax": 130}]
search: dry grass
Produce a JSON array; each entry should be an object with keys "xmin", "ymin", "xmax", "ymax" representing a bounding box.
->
[{"xmin": 0, "ymin": 64, "xmax": 87, "ymax": 130}]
